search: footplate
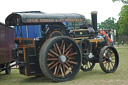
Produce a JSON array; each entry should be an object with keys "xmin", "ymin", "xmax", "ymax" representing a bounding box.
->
[{"xmin": 14, "ymin": 38, "xmax": 43, "ymax": 76}]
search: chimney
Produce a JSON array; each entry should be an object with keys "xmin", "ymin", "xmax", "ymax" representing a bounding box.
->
[{"xmin": 91, "ymin": 11, "xmax": 98, "ymax": 32}]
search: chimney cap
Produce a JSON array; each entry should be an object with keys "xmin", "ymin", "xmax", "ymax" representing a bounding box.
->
[{"xmin": 91, "ymin": 11, "xmax": 98, "ymax": 14}]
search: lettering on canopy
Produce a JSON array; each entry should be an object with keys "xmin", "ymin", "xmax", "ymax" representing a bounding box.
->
[{"xmin": 26, "ymin": 18, "xmax": 83, "ymax": 23}]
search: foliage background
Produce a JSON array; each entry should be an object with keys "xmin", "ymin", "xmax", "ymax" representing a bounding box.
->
[{"xmin": 98, "ymin": 0, "xmax": 128, "ymax": 42}]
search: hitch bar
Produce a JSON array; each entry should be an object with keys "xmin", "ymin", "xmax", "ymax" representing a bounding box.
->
[{"xmin": 0, "ymin": 60, "xmax": 25, "ymax": 72}]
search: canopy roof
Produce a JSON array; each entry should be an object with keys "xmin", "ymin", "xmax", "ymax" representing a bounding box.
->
[{"xmin": 5, "ymin": 11, "xmax": 85, "ymax": 26}]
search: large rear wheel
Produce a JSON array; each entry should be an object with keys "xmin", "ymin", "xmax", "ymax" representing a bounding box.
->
[{"xmin": 39, "ymin": 36, "xmax": 82, "ymax": 82}]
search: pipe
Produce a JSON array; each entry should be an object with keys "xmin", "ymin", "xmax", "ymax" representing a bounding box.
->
[{"xmin": 91, "ymin": 11, "xmax": 98, "ymax": 32}]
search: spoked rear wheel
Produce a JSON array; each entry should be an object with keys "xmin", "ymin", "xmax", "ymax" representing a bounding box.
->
[
  {"xmin": 99, "ymin": 46, "xmax": 119, "ymax": 73},
  {"xmin": 39, "ymin": 36, "xmax": 82, "ymax": 82}
]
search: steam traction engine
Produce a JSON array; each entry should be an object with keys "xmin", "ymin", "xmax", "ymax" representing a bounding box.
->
[{"xmin": 5, "ymin": 11, "xmax": 119, "ymax": 82}]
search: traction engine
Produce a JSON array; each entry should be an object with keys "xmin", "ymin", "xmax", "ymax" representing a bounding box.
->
[{"xmin": 5, "ymin": 11, "xmax": 119, "ymax": 82}]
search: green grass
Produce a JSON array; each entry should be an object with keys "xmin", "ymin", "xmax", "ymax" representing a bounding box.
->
[
  {"xmin": 0, "ymin": 48, "xmax": 128, "ymax": 85},
  {"xmin": 115, "ymin": 44, "xmax": 128, "ymax": 48}
]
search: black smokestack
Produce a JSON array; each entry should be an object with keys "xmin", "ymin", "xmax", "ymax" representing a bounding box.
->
[{"xmin": 91, "ymin": 11, "xmax": 98, "ymax": 32}]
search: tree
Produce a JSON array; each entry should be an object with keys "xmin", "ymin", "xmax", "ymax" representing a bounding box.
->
[
  {"xmin": 85, "ymin": 18, "xmax": 91, "ymax": 24},
  {"xmin": 112, "ymin": 0, "xmax": 128, "ymax": 4},
  {"xmin": 98, "ymin": 17, "xmax": 117, "ymax": 30},
  {"xmin": 117, "ymin": 5, "xmax": 128, "ymax": 35}
]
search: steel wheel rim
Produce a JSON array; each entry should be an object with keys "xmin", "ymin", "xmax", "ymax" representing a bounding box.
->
[
  {"xmin": 46, "ymin": 39, "xmax": 81, "ymax": 79},
  {"xmin": 102, "ymin": 48, "xmax": 118, "ymax": 72}
]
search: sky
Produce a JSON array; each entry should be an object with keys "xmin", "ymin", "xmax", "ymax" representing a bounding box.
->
[{"xmin": 0, "ymin": 0, "xmax": 123, "ymax": 23}]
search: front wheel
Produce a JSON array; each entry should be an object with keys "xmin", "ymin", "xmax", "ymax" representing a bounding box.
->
[
  {"xmin": 39, "ymin": 36, "xmax": 82, "ymax": 82},
  {"xmin": 99, "ymin": 46, "xmax": 119, "ymax": 73}
]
